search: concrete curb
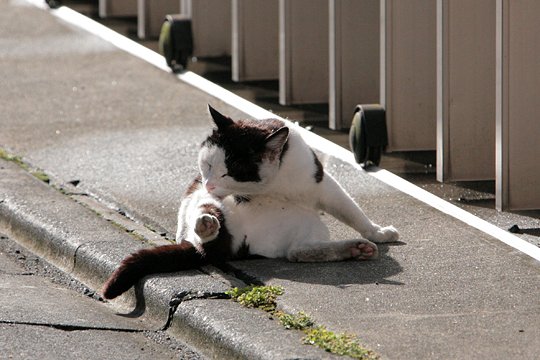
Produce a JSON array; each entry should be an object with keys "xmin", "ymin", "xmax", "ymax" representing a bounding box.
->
[{"xmin": 0, "ymin": 159, "xmax": 338, "ymax": 359}]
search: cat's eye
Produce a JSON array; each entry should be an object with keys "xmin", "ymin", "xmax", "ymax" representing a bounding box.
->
[{"xmin": 221, "ymin": 173, "xmax": 229, "ymax": 178}]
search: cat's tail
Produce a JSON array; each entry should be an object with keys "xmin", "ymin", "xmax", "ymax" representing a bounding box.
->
[{"xmin": 101, "ymin": 241, "xmax": 208, "ymax": 300}]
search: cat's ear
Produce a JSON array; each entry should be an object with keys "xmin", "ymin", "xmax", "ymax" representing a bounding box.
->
[
  {"xmin": 208, "ymin": 105, "xmax": 234, "ymax": 130},
  {"xmin": 265, "ymin": 127, "xmax": 289, "ymax": 156}
]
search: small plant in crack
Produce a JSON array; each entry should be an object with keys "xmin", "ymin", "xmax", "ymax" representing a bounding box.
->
[
  {"xmin": 226, "ymin": 285, "xmax": 283, "ymax": 312},
  {"xmin": 0, "ymin": 148, "xmax": 26, "ymax": 168},
  {"xmin": 0, "ymin": 148, "xmax": 50, "ymax": 183},
  {"xmin": 275, "ymin": 310, "xmax": 314, "ymax": 330},
  {"xmin": 304, "ymin": 326, "xmax": 379, "ymax": 360},
  {"xmin": 227, "ymin": 285, "xmax": 378, "ymax": 359},
  {"xmin": 31, "ymin": 170, "xmax": 50, "ymax": 184}
]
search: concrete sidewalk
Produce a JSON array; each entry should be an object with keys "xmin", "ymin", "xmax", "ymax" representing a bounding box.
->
[
  {"xmin": 1, "ymin": 1, "xmax": 539, "ymax": 359},
  {"xmin": 0, "ymin": 232, "xmax": 201, "ymax": 359}
]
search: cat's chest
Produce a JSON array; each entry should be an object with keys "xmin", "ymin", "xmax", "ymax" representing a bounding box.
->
[
  {"xmin": 263, "ymin": 177, "xmax": 319, "ymax": 206},
  {"xmin": 221, "ymin": 197, "xmax": 301, "ymax": 258}
]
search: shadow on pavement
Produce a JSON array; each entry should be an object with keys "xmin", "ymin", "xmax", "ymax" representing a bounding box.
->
[
  {"xmin": 229, "ymin": 243, "xmax": 405, "ymax": 287},
  {"xmin": 111, "ymin": 242, "xmax": 405, "ymax": 319}
]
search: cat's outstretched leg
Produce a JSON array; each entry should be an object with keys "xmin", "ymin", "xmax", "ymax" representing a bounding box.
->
[
  {"xmin": 288, "ymin": 239, "xmax": 378, "ymax": 262},
  {"xmin": 317, "ymin": 173, "xmax": 399, "ymax": 243}
]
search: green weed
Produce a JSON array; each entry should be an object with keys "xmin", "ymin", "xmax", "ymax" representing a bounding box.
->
[
  {"xmin": 0, "ymin": 148, "xmax": 50, "ymax": 183},
  {"xmin": 227, "ymin": 285, "xmax": 378, "ymax": 359},
  {"xmin": 304, "ymin": 326, "xmax": 379, "ymax": 360},
  {"xmin": 226, "ymin": 285, "xmax": 283, "ymax": 312},
  {"xmin": 276, "ymin": 311, "xmax": 314, "ymax": 330}
]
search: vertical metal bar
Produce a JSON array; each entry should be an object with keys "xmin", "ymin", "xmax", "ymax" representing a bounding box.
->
[
  {"xmin": 436, "ymin": 0, "xmax": 448, "ymax": 182},
  {"xmin": 278, "ymin": 0, "xmax": 291, "ymax": 105},
  {"xmin": 379, "ymin": 0, "xmax": 387, "ymax": 109},
  {"xmin": 328, "ymin": 0, "xmax": 341, "ymax": 130},
  {"xmin": 231, "ymin": 0, "xmax": 241, "ymax": 82},
  {"xmin": 495, "ymin": 0, "xmax": 508, "ymax": 210}
]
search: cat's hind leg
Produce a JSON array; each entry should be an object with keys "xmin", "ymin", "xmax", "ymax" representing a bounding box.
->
[
  {"xmin": 287, "ymin": 239, "xmax": 378, "ymax": 262},
  {"xmin": 176, "ymin": 184, "xmax": 223, "ymax": 249},
  {"xmin": 194, "ymin": 213, "xmax": 221, "ymax": 241}
]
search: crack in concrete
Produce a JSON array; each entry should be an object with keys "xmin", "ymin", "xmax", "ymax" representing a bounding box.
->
[
  {"xmin": 72, "ymin": 243, "xmax": 83, "ymax": 273},
  {"xmin": 0, "ymin": 320, "xmax": 145, "ymax": 333},
  {"xmin": 161, "ymin": 290, "xmax": 231, "ymax": 331},
  {"xmin": 68, "ymin": 192, "xmax": 170, "ymax": 246},
  {"xmin": 0, "ymin": 270, "xmax": 34, "ymax": 276}
]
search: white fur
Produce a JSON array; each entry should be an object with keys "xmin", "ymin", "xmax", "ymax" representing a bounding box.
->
[
  {"xmin": 176, "ymin": 188, "xmax": 378, "ymax": 261},
  {"xmin": 198, "ymin": 120, "xmax": 399, "ymax": 244},
  {"xmin": 175, "ymin": 185, "xmax": 222, "ymax": 252},
  {"xmin": 222, "ymin": 195, "xmax": 330, "ymax": 258}
]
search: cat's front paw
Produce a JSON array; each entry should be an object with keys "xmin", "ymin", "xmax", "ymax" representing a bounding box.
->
[
  {"xmin": 195, "ymin": 214, "xmax": 220, "ymax": 240},
  {"xmin": 365, "ymin": 225, "xmax": 399, "ymax": 243},
  {"xmin": 350, "ymin": 240, "xmax": 379, "ymax": 260}
]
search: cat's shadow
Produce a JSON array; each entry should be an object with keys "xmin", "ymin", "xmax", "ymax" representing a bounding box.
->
[
  {"xmin": 116, "ymin": 243, "xmax": 404, "ymax": 319},
  {"xmin": 228, "ymin": 243, "xmax": 405, "ymax": 287}
]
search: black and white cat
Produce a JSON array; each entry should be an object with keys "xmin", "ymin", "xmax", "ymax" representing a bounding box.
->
[{"xmin": 101, "ymin": 106, "xmax": 398, "ymax": 300}]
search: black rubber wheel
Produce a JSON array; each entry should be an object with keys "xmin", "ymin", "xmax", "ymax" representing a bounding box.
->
[
  {"xmin": 366, "ymin": 146, "xmax": 382, "ymax": 167},
  {"xmin": 349, "ymin": 104, "xmax": 388, "ymax": 168},
  {"xmin": 159, "ymin": 15, "xmax": 193, "ymax": 72},
  {"xmin": 349, "ymin": 110, "xmax": 366, "ymax": 164}
]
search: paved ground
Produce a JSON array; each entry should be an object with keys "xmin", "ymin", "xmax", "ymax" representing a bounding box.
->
[
  {"xmin": 1, "ymin": 1, "xmax": 539, "ymax": 359},
  {"xmin": 0, "ymin": 232, "xmax": 202, "ymax": 359}
]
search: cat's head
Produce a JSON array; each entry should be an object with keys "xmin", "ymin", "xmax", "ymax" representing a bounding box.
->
[{"xmin": 198, "ymin": 105, "xmax": 289, "ymax": 198}]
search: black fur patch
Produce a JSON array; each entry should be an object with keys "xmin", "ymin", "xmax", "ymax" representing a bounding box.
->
[
  {"xmin": 203, "ymin": 119, "xmax": 288, "ymax": 183},
  {"xmin": 200, "ymin": 203, "xmax": 225, "ymax": 223},
  {"xmin": 234, "ymin": 195, "xmax": 251, "ymax": 204},
  {"xmin": 184, "ymin": 175, "xmax": 202, "ymax": 196},
  {"xmin": 311, "ymin": 150, "xmax": 324, "ymax": 183},
  {"xmin": 236, "ymin": 236, "xmax": 250, "ymax": 258}
]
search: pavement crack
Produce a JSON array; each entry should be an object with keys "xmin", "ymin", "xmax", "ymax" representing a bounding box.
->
[
  {"xmin": 49, "ymin": 324, "xmax": 143, "ymax": 333},
  {"xmin": 0, "ymin": 320, "xmax": 144, "ymax": 333},
  {"xmin": 0, "ymin": 270, "xmax": 34, "ymax": 276},
  {"xmin": 161, "ymin": 290, "xmax": 231, "ymax": 331},
  {"xmin": 68, "ymin": 193, "xmax": 171, "ymax": 246},
  {"xmin": 72, "ymin": 243, "xmax": 83, "ymax": 273}
]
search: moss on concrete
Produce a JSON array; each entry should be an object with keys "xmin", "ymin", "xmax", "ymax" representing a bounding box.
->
[
  {"xmin": 226, "ymin": 285, "xmax": 283, "ymax": 313},
  {"xmin": 227, "ymin": 285, "xmax": 378, "ymax": 359},
  {"xmin": 304, "ymin": 326, "xmax": 379, "ymax": 360},
  {"xmin": 0, "ymin": 148, "xmax": 50, "ymax": 183}
]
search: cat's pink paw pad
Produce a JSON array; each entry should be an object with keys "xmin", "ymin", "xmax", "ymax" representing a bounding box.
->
[
  {"xmin": 195, "ymin": 214, "xmax": 220, "ymax": 239},
  {"xmin": 351, "ymin": 241, "xmax": 378, "ymax": 260}
]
